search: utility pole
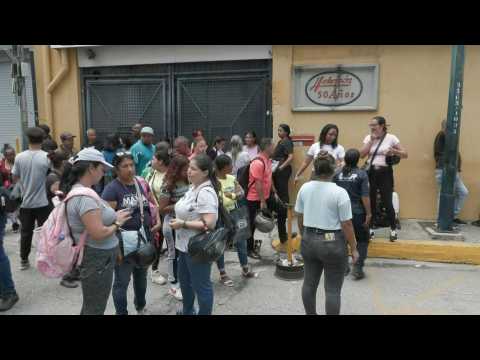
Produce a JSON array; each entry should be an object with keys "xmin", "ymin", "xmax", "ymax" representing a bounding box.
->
[
  {"xmin": 10, "ymin": 45, "xmax": 29, "ymax": 150},
  {"xmin": 437, "ymin": 45, "xmax": 465, "ymax": 231}
]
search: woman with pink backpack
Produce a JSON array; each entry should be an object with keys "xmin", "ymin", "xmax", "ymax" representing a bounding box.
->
[{"xmin": 60, "ymin": 148, "xmax": 131, "ymax": 315}]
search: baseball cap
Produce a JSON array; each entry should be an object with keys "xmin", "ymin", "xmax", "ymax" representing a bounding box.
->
[
  {"xmin": 72, "ymin": 147, "xmax": 113, "ymax": 169},
  {"xmin": 60, "ymin": 132, "xmax": 76, "ymax": 141},
  {"xmin": 140, "ymin": 127, "xmax": 154, "ymax": 135}
]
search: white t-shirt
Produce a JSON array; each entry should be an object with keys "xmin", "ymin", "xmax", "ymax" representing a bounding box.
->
[
  {"xmin": 307, "ymin": 142, "xmax": 345, "ymax": 162},
  {"xmin": 363, "ymin": 133, "xmax": 400, "ymax": 167},
  {"xmin": 295, "ymin": 181, "xmax": 352, "ymax": 231}
]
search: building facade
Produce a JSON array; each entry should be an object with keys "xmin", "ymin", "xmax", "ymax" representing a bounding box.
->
[{"xmin": 32, "ymin": 45, "xmax": 480, "ymax": 220}]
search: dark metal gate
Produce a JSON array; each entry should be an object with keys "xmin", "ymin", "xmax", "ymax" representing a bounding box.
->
[{"xmin": 81, "ymin": 60, "xmax": 271, "ymax": 143}]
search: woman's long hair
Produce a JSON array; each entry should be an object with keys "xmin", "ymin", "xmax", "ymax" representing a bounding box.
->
[
  {"xmin": 163, "ymin": 154, "xmax": 189, "ymax": 193},
  {"xmin": 191, "ymin": 154, "xmax": 221, "ymax": 196},
  {"xmin": 60, "ymin": 160, "xmax": 102, "ymax": 194},
  {"xmin": 230, "ymin": 135, "xmax": 244, "ymax": 163},
  {"xmin": 342, "ymin": 149, "xmax": 360, "ymax": 177},
  {"xmin": 319, "ymin": 124, "xmax": 339, "ymax": 148}
]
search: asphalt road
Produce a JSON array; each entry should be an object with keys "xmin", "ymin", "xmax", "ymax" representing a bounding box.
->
[{"xmin": 2, "ymin": 228, "xmax": 479, "ymax": 315}]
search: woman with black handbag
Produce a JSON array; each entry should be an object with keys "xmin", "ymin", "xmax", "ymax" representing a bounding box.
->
[
  {"xmin": 359, "ymin": 116, "xmax": 408, "ymax": 241},
  {"xmin": 102, "ymin": 152, "xmax": 158, "ymax": 315},
  {"xmin": 214, "ymin": 155, "xmax": 258, "ymax": 287},
  {"xmin": 169, "ymin": 154, "xmax": 221, "ymax": 315}
]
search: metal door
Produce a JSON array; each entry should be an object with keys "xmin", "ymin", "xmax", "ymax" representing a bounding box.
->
[{"xmin": 85, "ymin": 78, "xmax": 168, "ymax": 141}]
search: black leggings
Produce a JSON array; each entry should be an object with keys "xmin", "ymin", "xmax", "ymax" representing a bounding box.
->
[
  {"xmin": 272, "ymin": 165, "xmax": 291, "ymax": 242},
  {"xmin": 368, "ymin": 167, "xmax": 396, "ymax": 230}
]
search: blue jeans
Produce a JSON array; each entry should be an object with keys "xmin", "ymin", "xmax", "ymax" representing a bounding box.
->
[
  {"xmin": 112, "ymin": 259, "xmax": 148, "ymax": 315},
  {"xmin": 216, "ymin": 238, "xmax": 249, "ymax": 271},
  {"xmin": 0, "ymin": 213, "xmax": 16, "ymax": 297},
  {"xmin": 177, "ymin": 251, "xmax": 213, "ymax": 315},
  {"xmin": 435, "ymin": 169, "xmax": 469, "ymax": 217}
]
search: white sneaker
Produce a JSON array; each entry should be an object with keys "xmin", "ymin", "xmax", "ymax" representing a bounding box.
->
[
  {"xmin": 168, "ymin": 287, "xmax": 183, "ymax": 301},
  {"xmin": 151, "ymin": 270, "xmax": 167, "ymax": 285},
  {"xmin": 390, "ymin": 230, "xmax": 398, "ymax": 242}
]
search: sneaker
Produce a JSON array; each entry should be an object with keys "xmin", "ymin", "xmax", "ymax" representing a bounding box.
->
[
  {"xmin": 453, "ymin": 218, "xmax": 467, "ymax": 225},
  {"xmin": 220, "ymin": 274, "xmax": 234, "ymax": 287},
  {"xmin": 151, "ymin": 270, "xmax": 167, "ymax": 285},
  {"xmin": 137, "ymin": 308, "xmax": 148, "ymax": 315},
  {"xmin": 60, "ymin": 279, "xmax": 79, "ymax": 288},
  {"xmin": 471, "ymin": 220, "xmax": 480, "ymax": 227},
  {"xmin": 168, "ymin": 287, "xmax": 183, "ymax": 301},
  {"xmin": 247, "ymin": 250, "xmax": 262, "ymax": 260},
  {"xmin": 12, "ymin": 223, "xmax": 19, "ymax": 233},
  {"xmin": 369, "ymin": 230, "xmax": 375, "ymax": 240},
  {"xmin": 351, "ymin": 266, "xmax": 365, "ymax": 280},
  {"xmin": 242, "ymin": 267, "xmax": 259, "ymax": 278},
  {"xmin": 0, "ymin": 293, "xmax": 19, "ymax": 312},
  {"xmin": 19, "ymin": 260, "xmax": 30, "ymax": 271},
  {"xmin": 390, "ymin": 230, "xmax": 398, "ymax": 242}
]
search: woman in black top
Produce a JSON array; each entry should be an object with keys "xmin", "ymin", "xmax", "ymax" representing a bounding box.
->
[
  {"xmin": 333, "ymin": 149, "xmax": 371, "ymax": 280},
  {"xmin": 272, "ymin": 124, "xmax": 294, "ymax": 245}
]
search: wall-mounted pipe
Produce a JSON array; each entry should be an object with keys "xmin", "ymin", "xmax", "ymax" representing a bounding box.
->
[{"xmin": 42, "ymin": 47, "xmax": 69, "ymax": 140}]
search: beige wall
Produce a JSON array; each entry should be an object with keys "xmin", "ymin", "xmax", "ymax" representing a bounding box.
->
[
  {"xmin": 273, "ymin": 45, "xmax": 480, "ymax": 220},
  {"xmin": 33, "ymin": 46, "xmax": 83, "ymax": 149}
]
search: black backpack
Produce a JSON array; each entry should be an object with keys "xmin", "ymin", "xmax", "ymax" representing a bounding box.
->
[{"xmin": 237, "ymin": 157, "xmax": 266, "ymax": 198}]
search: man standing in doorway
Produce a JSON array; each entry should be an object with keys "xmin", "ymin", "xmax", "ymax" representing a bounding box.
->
[
  {"xmin": 82, "ymin": 128, "xmax": 103, "ymax": 151},
  {"xmin": 132, "ymin": 123, "xmax": 143, "ymax": 142},
  {"xmin": 12, "ymin": 127, "xmax": 52, "ymax": 270},
  {"xmin": 59, "ymin": 132, "xmax": 78, "ymax": 159},
  {"xmin": 130, "ymin": 127, "xmax": 156, "ymax": 176},
  {"xmin": 434, "ymin": 119, "xmax": 468, "ymax": 225}
]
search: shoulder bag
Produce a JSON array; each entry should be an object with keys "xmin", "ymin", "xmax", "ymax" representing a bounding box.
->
[
  {"xmin": 187, "ymin": 186, "xmax": 233, "ymax": 264},
  {"xmin": 362, "ymin": 133, "xmax": 387, "ymax": 174},
  {"xmin": 117, "ymin": 179, "xmax": 157, "ymax": 267}
]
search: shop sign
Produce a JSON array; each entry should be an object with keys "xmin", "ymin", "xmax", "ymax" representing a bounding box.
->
[{"xmin": 293, "ymin": 64, "xmax": 379, "ymax": 111}]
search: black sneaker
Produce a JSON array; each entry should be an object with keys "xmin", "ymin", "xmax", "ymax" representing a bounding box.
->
[
  {"xmin": 0, "ymin": 293, "xmax": 19, "ymax": 312},
  {"xmin": 454, "ymin": 218, "xmax": 467, "ymax": 225},
  {"xmin": 19, "ymin": 260, "xmax": 30, "ymax": 271},
  {"xmin": 471, "ymin": 220, "xmax": 480, "ymax": 227},
  {"xmin": 351, "ymin": 266, "xmax": 365, "ymax": 280},
  {"xmin": 389, "ymin": 230, "xmax": 398, "ymax": 242},
  {"xmin": 12, "ymin": 223, "xmax": 20, "ymax": 233},
  {"xmin": 247, "ymin": 250, "xmax": 262, "ymax": 260},
  {"xmin": 60, "ymin": 279, "xmax": 79, "ymax": 288}
]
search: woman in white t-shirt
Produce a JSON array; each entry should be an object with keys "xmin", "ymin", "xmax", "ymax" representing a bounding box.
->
[
  {"xmin": 294, "ymin": 124, "xmax": 345, "ymax": 183},
  {"xmin": 359, "ymin": 116, "xmax": 408, "ymax": 241}
]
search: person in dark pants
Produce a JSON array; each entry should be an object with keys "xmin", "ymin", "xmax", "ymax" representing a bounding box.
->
[
  {"xmin": 359, "ymin": 116, "xmax": 408, "ymax": 242},
  {"xmin": 102, "ymin": 153, "xmax": 154, "ymax": 315},
  {"xmin": 12, "ymin": 127, "xmax": 53, "ymax": 270},
  {"xmin": 334, "ymin": 149, "xmax": 372, "ymax": 280},
  {"xmin": 0, "ymin": 192, "xmax": 19, "ymax": 312},
  {"xmin": 246, "ymin": 138, "xmax": 280, "ymax": 259},
  {"xmin": 272, "ymin": 124, "xmax": 295, "ymax": 249},
  {"xmin": 295, "ymin": 153, "xmax": 359, "ymax": 315}
]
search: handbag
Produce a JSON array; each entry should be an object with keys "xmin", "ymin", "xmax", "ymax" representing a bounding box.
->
[
  {"xmin": 386, "ymin": 154, "xmax": 401, "ymax": 166},
  {"xmin": 362, "ymin": 133, "xmax": 387, "ymax": 174},
  {"xmin": 229, "ymin": 203, "xmax": 251, "ymax": 244},
  {"xmin": 118, "ymin": 179, "xmax": 156, "ymax": 267},
  {"xmin": 187, "ymin": 186, "xmax": 233, "ymax": 264}
]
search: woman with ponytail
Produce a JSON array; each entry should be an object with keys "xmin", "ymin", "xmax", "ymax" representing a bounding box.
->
[
  {"xmin": 333, "ymin": 149, "xmax": 371, "ymax": 280},
  {"xmin": 272, "ymin": 124, "xmax": 294, "ymax": 248},
  {"xmin": 60, "ymin": 148, "xmax": 131, "ymax": 314},
  {"xmin": 295, "ymin": 151, "xmax": 358, "ymax": 315},
  {"xmin": 169, "ymin": 154, "xmax": 220, "ymax": 315}
]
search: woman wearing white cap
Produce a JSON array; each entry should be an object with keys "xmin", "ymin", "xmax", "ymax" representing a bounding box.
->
[{"xmin": 60, "ymin": 148, "xmax": 131, "ymax": 315}]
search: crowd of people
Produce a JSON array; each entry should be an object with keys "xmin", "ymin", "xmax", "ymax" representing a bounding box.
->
[{"xmin": 1, "ymin": 114, "xmax": 472, "ymax": 315}]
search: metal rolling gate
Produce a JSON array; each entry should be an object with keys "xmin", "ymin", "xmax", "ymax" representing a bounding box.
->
[{"xmin": 82, "ymin": 60, "xmax": 272, "ymax": 143}]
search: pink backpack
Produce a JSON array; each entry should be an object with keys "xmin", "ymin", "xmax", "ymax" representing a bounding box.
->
[{"xmin": 34, "ymin": 187, "xmax": 102, "ymax": 278}]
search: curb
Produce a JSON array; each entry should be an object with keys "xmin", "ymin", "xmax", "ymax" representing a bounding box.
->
[{"xmin": 368, "ymin": 239, "xmax": 480, "ymax": 265}]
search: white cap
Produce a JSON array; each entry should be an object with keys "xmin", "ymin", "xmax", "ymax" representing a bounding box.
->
[
  {"xmin": 141, "ymin": 127, "xmax": 154, "ymax": 135},
  {"xmin": 72, "ymin": 147, "xmax": 113, "ymax": 169}
]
